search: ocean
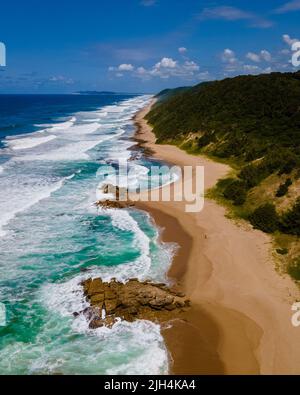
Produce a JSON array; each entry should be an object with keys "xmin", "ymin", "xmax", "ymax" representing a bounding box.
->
[{"xmin": 0, "ymin": 94, "xmax": 176, "ymax": 375}]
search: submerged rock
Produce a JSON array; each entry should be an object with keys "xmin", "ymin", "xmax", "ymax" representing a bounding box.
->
[{"xmin": 79, "ymin": 278, "xmax": 191, "ymax": 328}]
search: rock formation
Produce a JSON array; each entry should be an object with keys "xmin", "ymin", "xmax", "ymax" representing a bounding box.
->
[
  {"xmin": 78, "ymin": 278, "xmax": 190, "ymax": 329},
  {"xmin": 95, "ymin": 184, "xmax": 135, "ymax": 209},
  {"xmin": 95, "ymin": 200, "xmax": 135, "ymax": 209},
  {"xmin": 101, "ymin": 184, "xmax": 128, "ymax": 200}
]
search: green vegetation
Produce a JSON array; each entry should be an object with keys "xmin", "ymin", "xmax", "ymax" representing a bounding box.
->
[
  {"xmin": 223, "ymin": 179, "xmax": 247, "ymax": 206},
  {"xmin": 149, "ymin": 72, "xmax": 300, "ymax": 161},
  {"xmin": 276, "ymin": 178, "xmax": 292, "ymax": 197},
  {"xmin": 280, "ymin": 198, "xmax": 300, "ymax": 236},
  {"xmin": 149, "ymin": 72, "xmax": 300, "ymax": 235},
  {"xmin": 276, "ymin": 248, "xmax": 289, "ymax": 255},
  {"xmin": 249, "ymin": 203, "xmax": 280, "ymax": 233},
  {"xmin": 155, "ymin": 86, "xmax": 190, "ymax": 102},
  {"xmin": 287, "ymin": 258, "xmax": 300, "ymax": 281},
  {"xmin": 150, "ymin": 72, "xmax": 300, "ymax": 281},
  {"xmin": 245, "ymin": 197, "xmax": 300, "ymax": 236}
]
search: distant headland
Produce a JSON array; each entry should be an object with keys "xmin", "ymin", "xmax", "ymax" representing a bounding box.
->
[{"xmin": 76, "ymin": 91, "xmax": 144, "ymax": 96}]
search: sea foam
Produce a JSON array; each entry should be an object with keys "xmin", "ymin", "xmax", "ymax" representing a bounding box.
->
[
  {"xmin": 0, "ymin": 94, "xmax": 172, "ymax": 375},
  {"xmin": 35, "ymin": 116, "xmax": 76, "ymax": 130},
  {"xmin": 0, "ymin": 174, "xmax": 73, "ymax": 237},
  {"xmin": 5, "ymin": 134, "xmax": 57, "ymax": 150},
  {"xmin": 40, "ymin": 267, "xmax": 169, "ymax": 375}
]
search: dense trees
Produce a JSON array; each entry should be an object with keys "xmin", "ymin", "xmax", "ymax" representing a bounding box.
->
[
  {"xmin": 288, "ymin": 258, "xmax": 300, "ymax": 280},
  {"xmin": 280, "ymin": 198, "xmax": 300, "ymax": 236},
  {"xmin": 223, "ymin": 179, "xmax": 247, "ymax": 206},
  {"xmin": 249, "ymin": 204, "xmax": 280, "ymax": 233},
  {"xmin": 246, "ymin": 198, "xmax": 300, "ymax": 236},
  {"xmin": 149, "ymin": 72, "xmax": 300, "ymax": 163}
]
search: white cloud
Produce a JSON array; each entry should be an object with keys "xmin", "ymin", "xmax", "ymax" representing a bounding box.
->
[
  {"xmin": 136, "ymin": 66, "xmax": 147, "ymax": 75},
  {"xmin": 246, "ymin": 50, "xmax": 272, "ymax": 63},
  {"xmin": 222, "ymin": 49, "xmax": 238, "ymax": 64},
  {"xmin": 244, "ymin": 64, "xmax": 260, "ymax": 72},
  {"xmin": 109, "ymin": 56, "xmax": 202, "ymax": 81},
  {"xmin": 178, "ymin": 47, "xmax": 187, "ymax": 54},
  {"xmin": 118, "ymin": 63, "xmax": 134, "ymax": 71},
  {"xmin": 275, "ymin": 0, "xmax": 300, "ymax": 13},
  {"xmin": 280, "ymin": 48, "xmax": 291, "ymax": 55},
  {"xmin": 260, "ymin": 50, "xmax": 272, "ymax": 62},
  {"xmin": 200, "ymin": 6, "xmax": 252, "ymax": 21},
  {"xmin": 49, "ymin": 76, "xmax": 64, "ymax": 82},
  {"xmin": 108, "ymin": 39, "xmax": 291, "ymax": 83},
  {"xmin": 199, "ymin": 6, "xmax": 273, "ymax": 28},
  {"xmin": 246, "ymin": 52, "xmax": 261, "ymax": 62},
  {"xmin": 151, "ymin": 58, "xmax": 201, "ymax": 79},
  {"xmin": 243, "ymin": 63, "xmax": 273, "ymax": 75},
  {"xmin": 264, "ymin": 67, "xmax": 272, "ymax": 73},
  {"xmin": 49, "ymin": 75, "xmax": 74, "ymax": 84},
  {"xmin": 283, "ymin": 34, "xmax": 299, "ymax": 46},
  {"xmin": 250, "ymin": 19, "xmax": 273, "ymax": 29},
  {"xmin": 197, "ymin": 71, "xmax": 210, "ymax": 80},
  {"xmin": 155, "ymin": 57, "xmax": 177, "ymax": 69},
  {"xmin": 183, "ymin": 61, "xmax": 200, "ymax": 72}
]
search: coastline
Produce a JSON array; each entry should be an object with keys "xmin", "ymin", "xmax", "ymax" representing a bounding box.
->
[{"xmin": 134, "ymin": 102, "xmax": 300, "ymax": 375}]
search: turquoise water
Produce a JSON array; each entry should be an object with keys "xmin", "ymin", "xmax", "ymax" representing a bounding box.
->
[{"xmin": 0, "ymin": 95, "xmax": 176, "ymax": 374}]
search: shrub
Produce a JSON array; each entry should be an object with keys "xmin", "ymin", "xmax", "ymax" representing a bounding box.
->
[
  {"xmin": 278, "ymin": 154, "xmax": 299, "ymax": 175},
  {"xmin": 287, "ymin": 258, "xmax": 300, "ymax": 281},
  {"xmin": 239, "ymin": 164, "xmax": 260, "ymax": 188},
  {"xmin": 276, "ymin": 248, "xmax": 288, "ymax": 255},
  {"xmin": 223, "ymin": 180, "xmax": 247, "ymax": 206},
  {"xmin": 295, "ymin": 169, "xmax": 300, "ymax": 180},
  {"xmin": 197, "ymin": 132, "xmax": 214, "ymax": 149},
  {"xmin": 216, "ymin": 177, "xmax": 236, "ymax": 190},
  {"xmin": 280, "ymin": 198, "xmax": 300, "ymax": 235},
  {"xmin": 249, "ymin": 203, "xmax": 280, "ymax": 233},
  {"xmin": 239, "ymin": 164, "xmax": 268, "ymax": 189},
  {"xmin": 238, "ymin": 151, "xmax": 297, "ymax": 192},
  {"xmin": 275, "ymin": 178, "xmax": 292, "ymax": 198}
]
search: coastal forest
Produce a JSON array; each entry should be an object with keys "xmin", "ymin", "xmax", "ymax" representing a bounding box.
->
[{"xmin": 147, "ymin": 72, "xmax": 300, "ymax": 280}]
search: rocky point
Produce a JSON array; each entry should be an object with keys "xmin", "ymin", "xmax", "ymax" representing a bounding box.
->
[{"xmin": 78, "ymin": 278, "xmax": 191, "ymax": 329}]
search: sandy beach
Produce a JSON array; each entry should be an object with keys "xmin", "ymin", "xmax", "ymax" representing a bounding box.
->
[{"xmin": 134, "ymin": 102, "xmax": 300, "ymax": 375}]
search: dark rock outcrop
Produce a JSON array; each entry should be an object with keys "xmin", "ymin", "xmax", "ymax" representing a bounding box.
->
[
  {"xmin": 101, "ymin": 184, "xmax": 128, "ymax": 200},
  {"xmin": 79, "ymin": 278, "xmax": 191, "ymax": 329},
  {"xmin": 95, "ymin": 183, "xmax": 135, "ymax": 209},
  {"xmin": 95, "ymin": 200, "xmax": 135, "ymax": 209}
]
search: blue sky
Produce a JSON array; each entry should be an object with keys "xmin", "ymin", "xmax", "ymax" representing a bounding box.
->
[{"xmin": 0, "ymin": 0, "xmax": 299, "ymax": 93}]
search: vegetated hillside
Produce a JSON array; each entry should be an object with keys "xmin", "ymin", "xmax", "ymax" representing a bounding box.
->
[
  {"xmin": 148, "ymin": 72, "xmax": 300, "ymax": 280},
  {"xmin": 149, "ymin": 72, "xmax": 300, "ymax": 156},
  {"xmin": 155, "ymin": 86, "xmax": 190, "ymax": 102}
]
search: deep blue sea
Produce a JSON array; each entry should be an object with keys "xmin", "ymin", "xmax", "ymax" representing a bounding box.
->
[{"xmin": 0, "ymin": 94, "xmax": 176, "ymax": 374}]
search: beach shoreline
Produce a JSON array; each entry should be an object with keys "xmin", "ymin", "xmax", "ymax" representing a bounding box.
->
[{"xmin": 134, "ymin": 102, "xmax": 300, "ymax": 375}]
